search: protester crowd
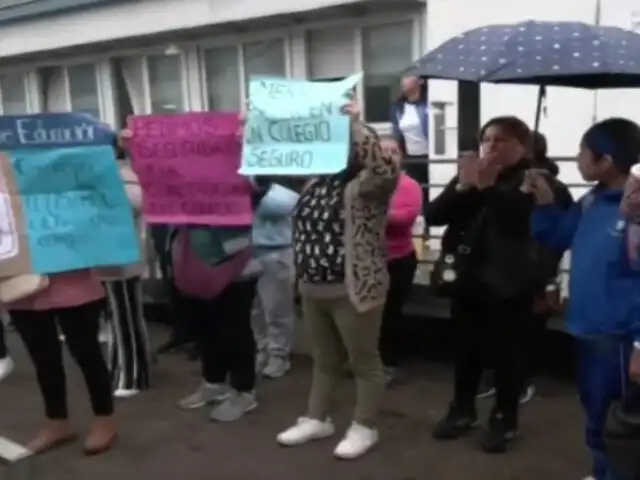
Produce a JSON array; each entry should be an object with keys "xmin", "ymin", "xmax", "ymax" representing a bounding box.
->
[{"xmin": 1, "ymin": 73, "xmax": 640, "ymax": 480}]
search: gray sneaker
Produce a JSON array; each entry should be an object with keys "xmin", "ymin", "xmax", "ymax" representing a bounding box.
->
[
  {"xmin": 177, "ymin": 383, "xmax": 231, "ymax": 410},
  {"xmin": 209, "ymin": 391, "xmax": 258, "ymax": 422},
  {"xmin": 263, "ymin": 357, "xmax": 290, "ymax": 379}
]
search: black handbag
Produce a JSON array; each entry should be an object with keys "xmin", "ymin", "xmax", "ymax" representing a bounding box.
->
[{"xmin": 430, "ymin": 209, "xmax": 487, "ymax": 296}]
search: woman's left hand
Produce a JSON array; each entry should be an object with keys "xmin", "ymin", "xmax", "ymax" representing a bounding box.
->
[
  {"xmin": 341, "ymin": 101, "xmax": 361, "ymax": 122},
  {"xmin": 476, "ymin": 157, "xmax": 500, "ymax": 190}
]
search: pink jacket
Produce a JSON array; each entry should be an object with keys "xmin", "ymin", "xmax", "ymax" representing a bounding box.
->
[
  {"xmin": 6, "ymin": 270, "xmax": 105, "ymax": 311},
  {"xmin": 386, "ymin": 172, "xmax": 423, "ymax": 260}
]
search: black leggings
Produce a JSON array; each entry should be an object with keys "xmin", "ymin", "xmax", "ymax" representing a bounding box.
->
[
  {"xmin": 0, "ymin": 319, "xmax": 7, "ymax": 359},
  {"xmin": 379, "ymin": 251, "xmax": 418, "ymax": 367},
  {"xmin": 178, "ymin": 279, "xmax": 258, "ymax": 392},
  {"xmin": 11, "ymin": 300, "xmax": 114, "ymax": 419},
  {"xmin": 451, "ymin": 292, "xmax": 533, "ymax": 426}
]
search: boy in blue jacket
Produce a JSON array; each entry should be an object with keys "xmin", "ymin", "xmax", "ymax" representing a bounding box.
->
[{"xmin": 525, "ymin": 118, "xmax": 640, "ymax": 480}]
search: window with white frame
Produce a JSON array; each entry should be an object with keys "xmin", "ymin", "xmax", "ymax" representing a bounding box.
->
[
  {"xmin": 306, "ymin": 27, "xmax": 356, "ymax": 80},
  {"xmin": 361, "ymin": 21, "xmax": 414, "ymax": 123},
  {"xmin": 39, "ymin": 64, "xmax": 101, "ymax": 118},
  {"xmin": 202, "ymin": 39, "xmax": 286, "ymax": 111},
  {"xmin": 305, "ymin": 21, "xmax": 415, "ymax": 123},
  {"xmin": 243, "ymin": 39, "xmax": 285, "ymax": 84},
  {"xmin": 0, "ymin": 72, "xmax": 28, "ymax": 114},
  {"xmin": 112, "ymin": 57, "xmax": 142, "ymax": 127},
  {"xmin": 203, "ymin": 46, "xmax": 241, "ymax": 112},
  {"xmin": 67, "ymin": 63, "xmax": 100, "ymax": 119},
  {"xmin": 146, "ymin": 53, "xmax": 185, "ymax": 113},
  {"xmin": 39, "ymin": 67, "xmax": 68, "ymax": 112}
]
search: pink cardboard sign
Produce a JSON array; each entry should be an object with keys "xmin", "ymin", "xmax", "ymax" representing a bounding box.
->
[{"xmin": 128, "ymin": 112, "xmax": 253, "ymax": 226}]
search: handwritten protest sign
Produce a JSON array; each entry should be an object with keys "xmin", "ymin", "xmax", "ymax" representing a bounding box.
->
[
  {"xmin": 0, "ymin": 113, "xmax": 140, "ymax": 276},
  {"xmin": 239, "ymin": 73, "xmax": 363, "ymax": 176},
  {"xmin": 128, "ymin": 112, "xmax": 253, "ymax": 226}
]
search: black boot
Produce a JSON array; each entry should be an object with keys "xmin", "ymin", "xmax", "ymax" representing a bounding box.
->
[
  {"xmin": 480, "ymin": 410, "xmax": 518, "ymax": 454},
  {"xmin": 432, "ymin": 402, "xmax": 478, "ymax": 440},
  {"xmin": 156, "ymin": 337, "xmax": 192, "ymax": 355}
]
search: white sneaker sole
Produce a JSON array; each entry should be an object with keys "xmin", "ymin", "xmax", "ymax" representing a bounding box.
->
[
  {"xmin": 0, "ymin": 358, "xmax": 15, "ymax": 382},
  {"xmin": 334, "ymin": 440, "xmax": 378, "ymax": 460},
  {"xmin": 277, "ymin": 428, "xmax": 335, "ymax": 447},
  {"xmin": 114, "ymin": 389, "xmax": 141, "ymax": 398},
  {"xmin": 178, "ymin": 392, "xmax": 232, "ymax": 410}
]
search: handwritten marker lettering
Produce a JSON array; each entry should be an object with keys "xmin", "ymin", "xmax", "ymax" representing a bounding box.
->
[
  {"xmin": 0, "ymin": 112, "xmax": 140, "ymax": 276},
  {"xmin": 128, "ymin": 112, "xmax": 254, "ymax": 227},
  {"xmin": 239, "ymin": 73, "xmax": 363, "ymax": 176}
]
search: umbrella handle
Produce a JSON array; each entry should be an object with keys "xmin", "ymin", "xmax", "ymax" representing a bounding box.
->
[{"xmin": 534, "ymin": 85, "xmax": 547, "ymax": 132}]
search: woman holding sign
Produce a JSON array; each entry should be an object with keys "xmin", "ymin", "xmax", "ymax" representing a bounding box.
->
[
  {"xmin": 277, "ymin": 101, "xmax": 400, "ymax": 459},
  {"xmin": 7, "ymin": 272, "xmax": 116, "ymax": 455}
]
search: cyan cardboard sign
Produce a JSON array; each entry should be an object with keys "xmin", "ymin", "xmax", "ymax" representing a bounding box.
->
[{"xmin": 240, "ymin": 73, "xmax": 362, "ymax": 176}]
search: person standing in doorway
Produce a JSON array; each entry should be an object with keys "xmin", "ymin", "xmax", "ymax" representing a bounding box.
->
[
  {"xmin": 391, "ymin": 75, "xmax": 428, "ymax": 158},
  {"xmin": 252, "ymin": 178, "xmax": 299, "ymax": 379}
]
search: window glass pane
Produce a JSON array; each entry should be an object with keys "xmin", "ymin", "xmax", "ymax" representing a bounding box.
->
[
  {"xmin": 307, "ymin": 28, "xmax": 355, "ymax": 80},
  {"xmin": 362, "ymin": 22, "xmax": 413, "ymax": 123},
  {"xmin": 0, "ymin": 73, "xmax": 26, "ymax": 114},
  {"xmin": 39, "ymin": 67, "xmax": 68, "ymax": 112},
  {"xmin": 243, "ymin": 39, "xmax": 285, "ymax": 87},
  {"xmin": 68, "ymin": 63, "xmax": 100, "ymax": 119},
  {"xmin": 112, "ymin": 56, "xmax": 146, "ymax": 126},
  {"xmin": 203, "ymin": 46, "xmax": 241, "ymax": 111},
  {"xmin": 147, "ymin": 54, "xmax": 184, "ymax": 113}
]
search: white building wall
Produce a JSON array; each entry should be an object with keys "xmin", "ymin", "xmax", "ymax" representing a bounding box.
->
[
  {"xmin": 0, "ymin": 2, "xmax": 426, "ymax": 132},
  {"xmin": 0, "ymin": 0, "xmax": 379, "ymax": 57}
]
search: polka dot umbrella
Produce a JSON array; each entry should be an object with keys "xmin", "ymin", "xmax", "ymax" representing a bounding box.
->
[
  {"xmin": 406, "ymin": 20, "xmax": 640, "ymax": 128},
  {"xmin": 407, "ymin": 20, "xmax": 640, "ymax": 88}
]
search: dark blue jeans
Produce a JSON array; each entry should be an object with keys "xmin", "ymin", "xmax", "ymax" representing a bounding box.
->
[{"xmin": 577, "ymin": 335, "xmax": 634, "ymax": 480}]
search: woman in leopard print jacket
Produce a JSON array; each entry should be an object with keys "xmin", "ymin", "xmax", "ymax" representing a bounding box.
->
[{"xmin": 276, "ymin": 100, "xmax": 400, "ymax": 460}]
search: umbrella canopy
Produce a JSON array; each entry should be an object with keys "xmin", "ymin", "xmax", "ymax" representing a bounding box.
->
[{"xmin": 407, "ymin": 20, "xmax": 640, "ymax": 88}]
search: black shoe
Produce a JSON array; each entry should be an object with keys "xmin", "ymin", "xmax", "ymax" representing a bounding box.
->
[
  {"xmin": 156, "ymin": 338, "xmax": 192, "ymax": 355},
  {"xmin": 432, "ymin": 403, "xmax": 478, "ymax": 440},
  {"xmin": 480, "ymin": 412, "xmax": 518, "ymax": 454},
  {"xmin": 185, "ymin": 343, "xmax": 200, "ymax": 362}
]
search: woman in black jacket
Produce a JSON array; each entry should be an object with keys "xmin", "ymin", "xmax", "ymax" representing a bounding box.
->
[{"xmin": 428, "ymin": 117, "xmax": 567, "ymax": 454}]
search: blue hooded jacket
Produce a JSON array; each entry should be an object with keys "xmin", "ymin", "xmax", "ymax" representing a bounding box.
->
[{"xmin": 531, "ymin": 187, "xmax": 640, "ymax": 341}]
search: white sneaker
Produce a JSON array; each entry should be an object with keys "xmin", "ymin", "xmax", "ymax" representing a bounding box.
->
[
  {"xmin": 114, "ymin": 388, "xmax": 140, "ymax": 398},
  {"xmin": 334, "ymin": 422, "xmax": 378, "ymax": 460},
  {"xmin": 277, "ymin": 417, "xmax": 335, "ymax": 446},
  {"xmin": 582, "ymin": 476, "xmax": 596, "ymax": 480},
  {"xmin": 0, "ymin": 357, "xmax": 14, "ymax": 382}
]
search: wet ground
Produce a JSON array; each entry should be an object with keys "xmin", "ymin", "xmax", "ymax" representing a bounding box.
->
[{"xmin": 0, "ymin": 323, "xmax": 587, "ymax": 480}]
